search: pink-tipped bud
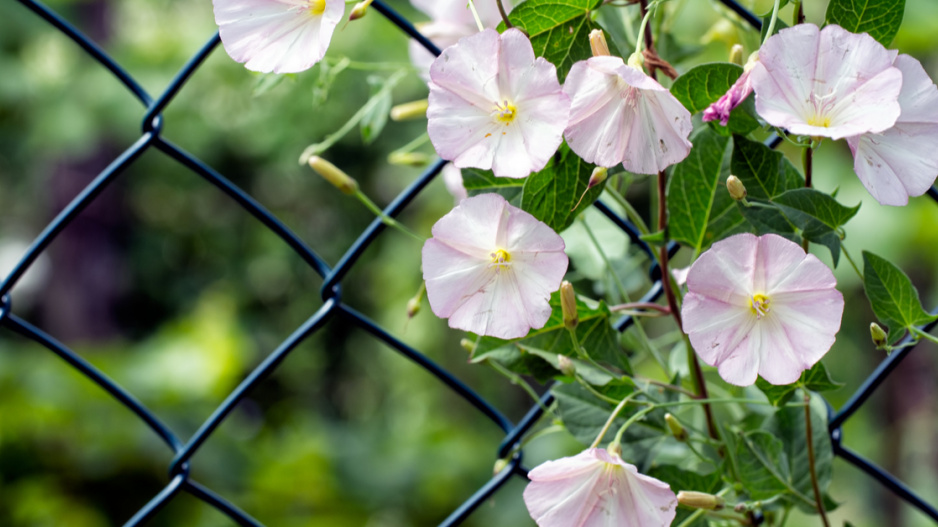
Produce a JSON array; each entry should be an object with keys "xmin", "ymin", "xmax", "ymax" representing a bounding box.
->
[
  {"xmin": 589, "ymin": 29, "xmax": 610, "ymax": 57},
  {"xmin": 308, "ymin": 156, "xmax": 358, "ymax": 195},
  {"xmin": 347, "ymin": 0, "xmax": 373, "ymax": 21},
  {"xmin": 664, "ymin": 413, "xmax": 687, "ymax": 441},
  {"xmin": 677, "ymin": 491, "xmax": 725, "ymax": 511},
  {"xmin": 726, "ymin": 175, "xmax": 747, "ymax": 201},
  {"xmin": 870, "ymin": 322, "xmax": 888, "ymax": 349},
  {"xmin": 588, "ymin": 167, "xmax": 608, "ymax": 189},
  {"xmin": 557, "ymin": 354, "xmax": 576, "ymax": 377},
  {"xmin": 407, "ymin": 297, "xmax": 420, "ymax": 319},
  {"xmin": 561, "ymin": 281, "xmax": 578, "ymax": 330},
  {"xmin": 729, "ymin": 44, "xmax": 744, "ymax": 66},
  {"xmin": 390, "ymin": 99, "xmax": 429, "ymax": 121}
]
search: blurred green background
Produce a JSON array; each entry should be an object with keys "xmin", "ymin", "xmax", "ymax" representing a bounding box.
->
[{"xmin": 0, "ymin": 0, "xmax": 937, "ymax": 525}]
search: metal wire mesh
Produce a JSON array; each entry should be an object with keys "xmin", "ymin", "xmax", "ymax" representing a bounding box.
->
[{"xmin": 2, "ymin": 0, "xmax": 937, "ymax": 524}]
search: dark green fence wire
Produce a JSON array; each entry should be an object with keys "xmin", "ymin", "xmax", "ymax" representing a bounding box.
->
[{"xmin": 2, "ymin": 0, "xmax": 937, "ymax": 524}]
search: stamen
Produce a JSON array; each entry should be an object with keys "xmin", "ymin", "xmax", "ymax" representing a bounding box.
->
[
  {"xmin": 493, "ymin": 100, "xmax": 517, "ymax": 124},
  {"xmin": 750, "ymin": 294, "xmax": 771, "ymax": 319},
  {"xmin": 489, "ymin": 248, "xmax": 511, "ymax": 273},
  {"xmin": 308, "ymin": 0, "xmax": 326, "ymax": 15}
]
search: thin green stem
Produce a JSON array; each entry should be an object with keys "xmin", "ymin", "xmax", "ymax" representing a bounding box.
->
[
  {"xmin": 763, "ymin": 0, "xmax": 782, "ymax": 44},
  {"xmin": 633, "ymin": 0, "xmax": 662, "ymax": 57},
  {"xmin": 612, "ymin": 406, "xmax": 656, "ymax": 446},
  {"xmin": 466, "ymin": 0, "xmax": 485, "ymax": 32},
  {"xmin": 911, "ymin": 326, "xmax": 938, "ymax": 346},
  {"xmin": 605, "ymin": 184, "xmax": 651, "ymax": 234},
  {"xmin": 576, "ymin": 374, "xmax": 622, "ymax": 405},
  {"xmin": 391, "ymin": 132, "xmax": 430, "ymax": 155},
  {"xmin": 354, "ymin": 191, "xmax": 424, "ymax": 242},
  {"xmin": 590, "ymin": 393, "xmax": 639, "ymax": 448},
  {"xmin": 487, "ymin": 360, "xmax": 555, "ymax": 416},
  {"xmin": 841, "ymin": 244, "xmax": 863, "ymax": 280}
]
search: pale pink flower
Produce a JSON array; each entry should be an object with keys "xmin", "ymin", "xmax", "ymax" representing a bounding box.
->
[
  {"xmin": 562, "ymin": 56, "xmax": 692, "ymax": 174},
  {"xmin": 749, "ymin": 24, "xmax": 902, "ymax": 140},
  {"xmin": 523, "ymin": 448, "xmax": 677, "ymax": 527},
  {"xmin": 213, "ymin": 0, "xmax": 344, "ymax": 74},
  {"xmin": 847, "ymin": 54, "xmax": 938, "ymax": 206},
  {"xmin": 422, "ymin": 193, "xmax": 568, "ymax": 339},
  {"xmin": 408, "ymin": 0, "xmax": 512, "ymax": 78},
  {"xmin": 702, "ymin": 54, "xmax": 757, "ymax": 126},
  {"xmin": 427, "ymin": 28, "xmax": 570, "ymax": 179},
  {"xmin": 682, "ymin": 233, "xmax": 844, "ymax": 386}
]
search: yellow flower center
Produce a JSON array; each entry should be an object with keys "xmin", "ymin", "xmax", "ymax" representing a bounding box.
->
[
  {"xmin": 493, "ymin": 100, "xmax": 517, "ymax": 124},
  {"xmin": 806, "ymin": 114, "xmax": 832, "ymax": 128},
  {"xmin": 750, "ymin": 293, "xmax": 771, "ymax": 319},
  {"xmin": 308, "ymin": 0, "xmax": 326, "ymax": 15},
  {"xmin": 490, "ymin": 248, "xmax": 511, "ymax": 272}
]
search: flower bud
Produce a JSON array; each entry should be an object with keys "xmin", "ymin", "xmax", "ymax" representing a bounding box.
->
[
  {"xmin": 557, "ymin": 354, "xmax": 576, "ymax": 377},
  {"xmin": 561, "ymin": 281, "xmax": 578, "ymax": 330},
  {"xmin": 348, "ymin": 0, "xmax": 372, "ymax": 20},
  {"xmin": 389, "ymin": 151, "xmax": 431, "ymax": 167},
  {"xmin": 460, "ymin": 338, "xmax": 476, "ymax": 354},
  {"xmin": 493, "ymin": 457, "xmax": 510, "ymax": 475},
  {"xmin": 588, "ymin": 167, "xmax": 607, "ymax": 189},
  {"xmin": 627, "ymin": 51, "xmax": 644, "ymax": 70},
  {"xmin": 664, "ymin": 413, "xmax": 687, "ymax": 441},
  {"xmin": 729, "ymin": 44, "xmax": 744, "ymax": 66},
  {"xmin": 870, "ymin": 322, "xmax": 888, "ymax": 349},
  {"xmin": 677, "ymin": 491, "xmax": 725, "ymax": 511},
  {"xmin": 407, "ymin": 297, "xmax": 420, "ymax": 318},
  {"xmin": 390, "ymin": 99, "xmax": 429, "ymax": 121},
  {"xmin": 589, "ymin": 29, "xmax": 610, "ymax": 57},
  {"xmin": 726, "ymin": 175, "xmax": 747, "ymax": 201},
  {"xmin": 308, "ymin": 156, "xmax": 358, "ymax": 195}
]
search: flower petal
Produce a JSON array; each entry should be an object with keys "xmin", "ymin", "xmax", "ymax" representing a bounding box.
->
[{"xmin": 214, "ymin": 0, "xmax": 344, "ymax": 73}]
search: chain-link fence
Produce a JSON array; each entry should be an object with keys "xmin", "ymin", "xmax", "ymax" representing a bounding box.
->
[{"xmin": 2, "ymin": 0, "xmax": 937, "ymax": 524}]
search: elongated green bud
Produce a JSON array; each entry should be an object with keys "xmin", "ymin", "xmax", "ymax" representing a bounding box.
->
[
  {"xmin": 460, "ymin": 338, "xmax": 476, "ymax": 354},
  {"xmin": 389, "ymin": 151, "xmax": 431, "ymax": 167},
  {"xmin": 726, "ymin": 175, "xmax": 747, "ymax": 201},
  {"xmin": 664, "ymin": 413, "xmax": 687, "ymax": 441},
  {"xmin": 348, "ymin": 0, "xmax": 373, "ymax": 20},
  {"xmin": 561, "ymin": 281, "xmax": 578, "ymax": 330},
  {"xmin": 870, "ymin": 322, "xmax": 888, "ymax": 349},
  {"xmin": 588, "ymin": 167, "xmax": 607, "ymax": 189},
  {"xmin": 308, "ymin": 156, "xmax": 358, "ymax": 195},
  {"xmin": 390, "ymin": 99, "xmax": 429, "ymax": 121},
  {"xmin": 677, "ymin": 491, "xmax": 725, "ymax": 511}
]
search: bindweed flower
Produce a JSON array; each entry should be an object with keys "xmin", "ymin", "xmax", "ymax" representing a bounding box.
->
[
  {"xmin": 682, "ymin": 233, "xmax": 844, "ymax": 386},
  {"xmin": 427, "ymin": 28, "xmax": 570, "ymax": 179},
  {"xmin": 846, "ymin": 54, "xmax": 938, "ymax": 206},
  {"xmin": 422, "ymin": 193, "xmax": 568, "ymax": 339},
  {"xmin": 562, "ymin": 55, "xmax": 692, "ymax": 174},
  {"xmin": 441, "ymin": 163, "xmax": 468, "ymax": 203},
  {"xmin": 408, "ymin": 0, "xmax": 511, "ymax": 78},
  {"xmin": 213, "ymin": 0, "xmax": 344, "ymax": 74},
  {"xmin": 523, "ymin": 448, "xmax": 677, "ymax": 527},
  {"xmin": 749, "ymin": 23, "xmax": 902, "ymax": 140},
  {"xmin": 702, "ymin": 52, "xmax": 757, "ymax": 127}
]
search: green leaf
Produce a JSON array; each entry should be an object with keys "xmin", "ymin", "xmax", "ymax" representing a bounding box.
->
[
  {"xmin": 648, "ymin": 466, "xmax": 722, "ymax": 527},
  {"xmin": 801, "ymin": 361, "xmax": 844, "ymax": 393},
  {"xmin": 756, "ymin": 362, "xmax": 843, "ymax": 406},
  {"xmin": 825, "ymin": 0, "xmax": 905, "ymax": 46},
  {"xmin": 736, "ymin": 430, "xmax": 797, "ymax": 502},
  {"xmin": 505, "ymin": 0, "xmax": 603, "ymax": 81},
  {"xmin": 670, "ymin": 63, "xmax": 760, "ymax": 135},
  {"xmin": 360, "ymin": 75, "xmax": 392, "ymax": 144},
  {"xmin": 772, "ymin": 188, "xmax": 860, "ymax": 266},
  {"xmin": 760, "ymin": 12, "xmax": 789, "ymax": 41},
  {"xmin": 763, "ymin": 400, "xmax": 834, "ymax": 511},
  {"xmin": 522, "ymin": 143, "xmax": 607, "ymax": 232},
  {"xmin": 667, "ymin": 127, "xmax": 733, "ymax": 253},
  {"xmin": 738, "ymin": 201, "xmax": 799, "ymax": 240},
  {"xmin": 470, "ymin": 291, "xmax": 630, "ymax": 376},
  {"xmin": 462, "ymin": 169, "xmax": 524, "ymax": 205},
  {"xmin": 862, "ymin": 251, "xmax": 937, "ymax": 344},
  {"xmin": 520, "ymin": 345, "xmax": 615, "ymax": 386},
  {"xmin": 731, "ymin": 135, "xmax": 804, "ymax": 200}
]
